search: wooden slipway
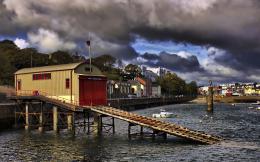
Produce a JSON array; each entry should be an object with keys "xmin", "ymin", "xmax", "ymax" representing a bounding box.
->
[{"xmin": 86, "ymin": 106, "xmax": 222, "ymax": 144}]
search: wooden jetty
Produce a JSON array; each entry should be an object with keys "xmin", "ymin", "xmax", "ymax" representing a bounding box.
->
[{"xmin": 9, "ymin": 94, "xmax": 222, "ymax": 145}]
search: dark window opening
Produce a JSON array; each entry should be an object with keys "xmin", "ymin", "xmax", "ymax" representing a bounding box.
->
[
  {"xmin": 33, "ymin": 73, "xmax": 51, "ymax": 80},
  {"xmin": 66, "ymin": 78, "xmax": 70, "ymax": 89},
  {"xmin": 17, "ymin": 80, "xmax": 21, "ymax": 90}
]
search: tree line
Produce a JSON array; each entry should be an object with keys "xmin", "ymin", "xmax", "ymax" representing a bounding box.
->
[{"xmin": 0, "ymin": 40, "xmax": 197, "ymax": 96}]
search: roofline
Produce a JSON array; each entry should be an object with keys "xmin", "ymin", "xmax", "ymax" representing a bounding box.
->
[
  {"xmin": 15, "ymin": 68, "xmax": 76, "ymax": 75},
  {"xmin": 15, "ymin": 62, "xmax": 85, "ymax": 75}
]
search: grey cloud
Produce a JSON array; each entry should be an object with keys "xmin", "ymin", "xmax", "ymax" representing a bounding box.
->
[
  {"xmin": 141, "ymin": 51, "xmax": 203, "ymax": 72},
  {"xmin": 1, "ymin": 0, "xmax": 260, "ymax": 79}
]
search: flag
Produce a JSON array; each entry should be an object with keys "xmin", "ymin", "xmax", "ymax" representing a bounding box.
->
[{"xmin": 86, "ymin": 40, "xmax": 90, "ymax": 46}]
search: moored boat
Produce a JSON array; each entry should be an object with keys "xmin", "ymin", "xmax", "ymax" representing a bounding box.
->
[
  {"xmin": 251, "ymin": 101, "xmax": 260, "ymax": 105},
  {"xmin": 152, "ymin": 109, "xmax": 175, "ymax": 118}
]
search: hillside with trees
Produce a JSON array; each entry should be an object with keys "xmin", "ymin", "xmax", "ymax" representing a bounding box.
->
[{"xmin": 0, "ymin": 40, "xmax": 197, "ymax": 96}]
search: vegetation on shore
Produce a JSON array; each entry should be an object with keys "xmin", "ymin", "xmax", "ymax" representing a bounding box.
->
[{"xmin": 0, "ymin": 40, "xmax": 197, "ymax": 96}]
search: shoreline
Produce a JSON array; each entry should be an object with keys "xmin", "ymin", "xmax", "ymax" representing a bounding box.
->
[{"xmin": 190, "ymin": 95, "xmax": 260, "ymax": 104}]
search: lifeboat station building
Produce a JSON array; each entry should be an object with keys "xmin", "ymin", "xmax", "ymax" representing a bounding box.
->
[{"xmin": 15, "ymin": 62, "xmax": 107, "ymax": 106}]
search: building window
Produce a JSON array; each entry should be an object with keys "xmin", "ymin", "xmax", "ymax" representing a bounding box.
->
[
  {"xmin": 17, "ymin": 80, "xmax": 21, "ymax": 90},
  {"xmin": 33, "ymin": 73, "xmax": 51, "ymax": 80},
  {"xmin": 66, "ymin": 78, "xmax": 70, "ymax": 89}
]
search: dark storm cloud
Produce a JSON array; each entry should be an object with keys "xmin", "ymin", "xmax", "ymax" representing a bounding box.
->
[
  {"xmin": 0, "ymin": 0, "xmax": 16, "ymax": 34},
  {"xmin": 1, "ymin": 0, "xmax": 260, "ymax": 76},
  {"xmin": 141, "ymin": 52, "xmax": 203, "ymax": 72}
]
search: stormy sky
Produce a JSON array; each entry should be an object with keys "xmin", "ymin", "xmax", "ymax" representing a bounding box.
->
[{"xmin": 1, "ymin": 0, "xmax": 260, "ymax": 84}]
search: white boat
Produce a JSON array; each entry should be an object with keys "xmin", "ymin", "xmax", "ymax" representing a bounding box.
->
[
  {"xmin": 251, "ymin": 101, "xmax": 260, "ymax": 105},
  {"xmin": 256, "ymin": 107, "xmax": 260, "ymax": 110},
  {"xmin": 152, "ymin": 110, "xmax": 175, "ymax": 118}
]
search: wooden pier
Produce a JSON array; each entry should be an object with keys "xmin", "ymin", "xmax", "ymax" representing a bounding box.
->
[{"xmin": 9, "ymin": 94, "xmax": 222, "ymax": 145}]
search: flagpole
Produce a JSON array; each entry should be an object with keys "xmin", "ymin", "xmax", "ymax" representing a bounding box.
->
[
  {"xmin": 89, "ymin": 43, "xmax": 91, "ymax": 72},
  {"xmin": 86, "ymin": 40, "xmax": 91, "ymax": 72}
]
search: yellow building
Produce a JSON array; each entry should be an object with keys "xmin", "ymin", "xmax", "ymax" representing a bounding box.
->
[
  {"xmin": 244, "ymin": 87, "xmax": 260, "ymax": 95},
  {"xmin": 15, "ymin": 62, "xmax": 107, "ymax": 106}
]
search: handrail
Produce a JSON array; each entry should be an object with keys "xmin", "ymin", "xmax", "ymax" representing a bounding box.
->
[{"xmin": 15, "ymin": 90, "xmax": 80, "ymax": 106}]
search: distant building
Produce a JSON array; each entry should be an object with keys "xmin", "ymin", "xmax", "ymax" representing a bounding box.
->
[
  {"xmin": 128, "ymin": 80, "xmax": 142, "ymax": 97},
  {"xmin": 143, "ymin": 70, "xmax": 158, "ymax": 82},
  {"xmin": 135, "ymin": 77, "xmax": 152, "ymax": 97},
  {"xmin": 152, "ymin": 83, "xmax": 161, "ymax": 97},
  {"xmin": 107, "ymin": 80, "xmax": 131, "ymax": 98}
]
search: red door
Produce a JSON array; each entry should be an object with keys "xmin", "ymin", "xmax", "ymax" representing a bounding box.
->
[{"xmin": 79, "ymin": 76, "xmax": 107, "ymax": 106}]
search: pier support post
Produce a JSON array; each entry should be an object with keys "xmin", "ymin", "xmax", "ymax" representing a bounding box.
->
[
  {"xmin": 140, "ymin": 126, "xmax": 143, "ymax": 137},
  {"xmin": 128, "ymin": 123, "xmax": 131, "ymax": 139},
  {"xmin": 207, "ymin": 81, "xmax": 214, "ymax": 112},
  {"xmin": 83, "ymin": 110, "xmax": 86, "ymax": 132},
  {"xmin": 67, "ymin": 113, "xmax": 75, "ymax": 135},
  {"xmin": 25, "ymin": 103, "xmax": 29, "ymax": 130},
  {"xmin": 87, "ymin": 111, "xmax": 90, "ymax": 134},
  {"xmin": 38, "ymin": 102, "xmax": 44, "ymax": 132},
  {"xmin": 162, "ymin": 132, "xmax": 167, "ymax": 140},
  {"xmin": 14, "ymin": 106, "xmax": 17, "ymax": 128},
  {"xmin": 112, "ymin": 117, "xmax": 115, "ymax": 134},
  {"xmin": 93, "ymin": 113, "xmax": 102, "ymax": 135},
  {"xmin": 53, "ymin": 106, "xmax": 58, "ymax": 133},
  {"xmin": 38, "ymin": 112, "xmax": 44, "ymax": 132}
]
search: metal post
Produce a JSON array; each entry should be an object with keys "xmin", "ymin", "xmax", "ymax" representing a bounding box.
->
[
  {"xmin": 53, "ymin": 106, "xmax": 58, "ymax": 132},
  {"xmin": 25, "ymin": 103, "xmax": 29, "ymax": 130},
  {"xmin": 112, "ymin": 117, "xmax": 115, "ymax": 134}
]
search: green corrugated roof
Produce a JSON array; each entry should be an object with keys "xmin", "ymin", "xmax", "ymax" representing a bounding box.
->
[{"xmin": 15, "ymin": 62, "xmax": 83, "ymax": 74}]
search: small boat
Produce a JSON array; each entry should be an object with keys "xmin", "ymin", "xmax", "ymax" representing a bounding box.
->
[
  {"xmin": 152, "ymin": 109, "xmax": 175, "ymax": 118},
  {"xmin": 251, "ymin": 101, "xmax": 260, "ymax": 105},
  {"xmin": 256, "ymin": 107, "xmax": 260, "ymax": 110},
  {"xmin": 248, "ymin": 106, "xmax": 254, "ymax": 109}
]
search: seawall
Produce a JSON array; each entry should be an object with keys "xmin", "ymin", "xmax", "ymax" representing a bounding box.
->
[{"xmin": 108, "ymin": 96, "xmax": 194, "ymax": 111}]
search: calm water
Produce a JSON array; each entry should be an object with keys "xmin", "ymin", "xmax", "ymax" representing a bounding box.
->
[{"xmin": 0, "ymin": 103, "xmax": 259, "ymax": 162}]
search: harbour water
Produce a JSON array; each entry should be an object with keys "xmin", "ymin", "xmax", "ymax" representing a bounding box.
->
[{"xmin": 0, "ymin": 103, "xmax": 259, "ymax": 161}]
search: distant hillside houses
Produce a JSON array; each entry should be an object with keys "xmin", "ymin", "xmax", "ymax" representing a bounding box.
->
[
  {"xmin": 106, "ymin": 65, "xmax": 167, "ymax": 99},
  {"xmin": 199, "ymin": 82, "xmax": 260, "ymax": 96},
  {"xmin": 141, "ymin": 65, "xmax": 173, "ymax": 81},
  {"xmin": 107, "ymin": 77, "xmax": 161, "ymax": 99}
]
